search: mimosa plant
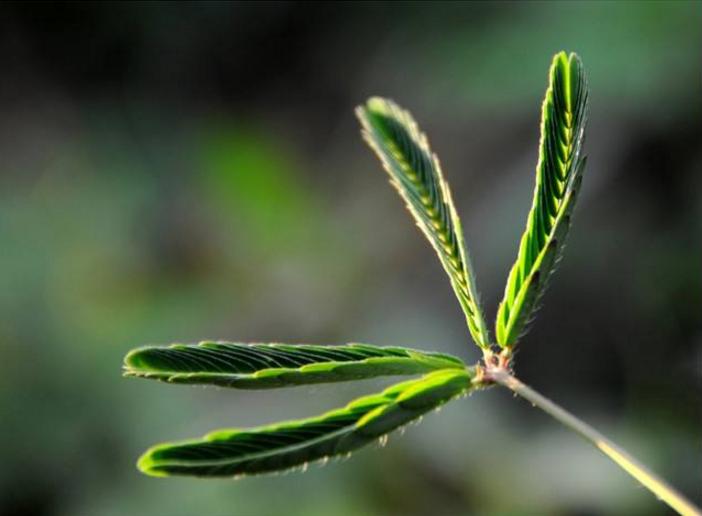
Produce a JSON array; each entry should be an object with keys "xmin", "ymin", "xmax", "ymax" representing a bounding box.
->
[{"xmin": 123, "ymin": 51, "xmax": 700, "ymax": 515}]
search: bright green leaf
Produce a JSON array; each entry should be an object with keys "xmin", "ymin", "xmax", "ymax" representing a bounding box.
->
[
  {"xmin": 137, "ymin": 368, "xmax": 475, "ymax": 478},
  {"xmin": 357, "ymin": 98, "xmax": 490, "ymax": 349},
  {"xmin": 124, "ymin": 342, "xmax": 464, "ymax": 389},
  {"xmin": 495, "ymin": 51, "xmax": 589, "ymax": 348}
]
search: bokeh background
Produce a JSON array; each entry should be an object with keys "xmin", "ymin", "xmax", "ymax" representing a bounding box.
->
[{"xmin": 1, "ymin": 2, "xmax": 700, "ymax": 515}]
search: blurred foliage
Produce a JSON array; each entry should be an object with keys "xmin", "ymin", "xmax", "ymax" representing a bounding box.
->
[{"xmin": 0, "ymin": 1, "xmax": 700, "ymax": 515}]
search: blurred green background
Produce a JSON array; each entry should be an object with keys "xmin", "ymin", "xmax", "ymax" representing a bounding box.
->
[{"xmin": 1, "ymin": 2, "xmax": 700, "ymax": 515}]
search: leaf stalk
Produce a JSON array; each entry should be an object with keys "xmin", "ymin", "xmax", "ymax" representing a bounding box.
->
[{"xmin": 487, "ymin": 369, "xmax": 701, "ymax": 516}]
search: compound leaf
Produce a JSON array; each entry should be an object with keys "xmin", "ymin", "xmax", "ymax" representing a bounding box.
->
[
  {"xmin": 496, "ymin": 51, "xmax": 589, "ymax": 348},
  {"xmin": 137, "ymin": 368, "xmax": 475, "ymax": 477},
  {"xmin": 357, "ymin": 98, "xmax": 490, "ymax": 349},
  {"xmin": 124, "ymin": 342, "xmax": 464, "ymax": 389}
]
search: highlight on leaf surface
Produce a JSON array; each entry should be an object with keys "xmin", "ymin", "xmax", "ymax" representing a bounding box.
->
[
  {"xmin": 124, "ymin": 342, "xmax": 464, "ymax": 389},
  {"xmin": 356, "ymin": 98, "xmax": 490, "ymax": 349},
  {"xmin": 137, "ymin": 368, "xmax": 475, "ymax": 478},
  {"xmin": 495, "ymin": 51, "xmax": 589, "ymax": 348}
]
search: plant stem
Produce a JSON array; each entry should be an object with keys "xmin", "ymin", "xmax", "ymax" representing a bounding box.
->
[{"xmin": 489, "ymin": 369, "xmax": 701, "ymax": 516}]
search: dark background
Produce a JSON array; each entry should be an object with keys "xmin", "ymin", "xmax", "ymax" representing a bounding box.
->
[{"xmin": 1, "ymin": 2, "xmax": 700, "ymax": 515}]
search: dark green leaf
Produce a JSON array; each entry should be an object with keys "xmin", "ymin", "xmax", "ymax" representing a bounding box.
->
[
  {"xmin": 137, "ymin": 368, "xmax": 475, "ymax": 478},
  {"xmin": 124, "ymin": 342, "xmax": 464, "ymax": 389}
]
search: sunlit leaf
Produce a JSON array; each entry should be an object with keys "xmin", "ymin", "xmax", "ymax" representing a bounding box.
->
[
  {"xmin": 357, "ymin": 98, "xmax": 490, "ymax": 349},
  {"xmin": 124, "ymin": 342, "xmax": 464, "ymax": 389},
  {"xmin": 495, "ymin": 51, "xmax": 589, "ymax": 348},
  {"xmin": 137, "ymin": 368, "xmax": 475, "ymax": 477}
]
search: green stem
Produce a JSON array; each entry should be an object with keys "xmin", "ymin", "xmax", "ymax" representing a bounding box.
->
[{"xmin": 489, "ymin": 369, "xmax": 701, "ymax": 516}]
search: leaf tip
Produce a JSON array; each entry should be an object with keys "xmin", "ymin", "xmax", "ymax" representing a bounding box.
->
[
  {"xmin": 365, "ymin": 96, "xmax": 391, "ymax": 112},
  {"xmin": 122, "ymin": 346, "xmax": 155, "ymax": 373},
  {"xmin": 567, "ymin": 51, "xmax": 583, "ymax": 65},
  {"xmin": 357, "ymin": 97, "xmax": 400, "ymax": 126},
  {"xmin": 136, "ymin": 450, "xmax": 168, "ymax": 478},
  {"xmin": 553, "ymin": 50, "xmax": 569, "ymax": 61}
]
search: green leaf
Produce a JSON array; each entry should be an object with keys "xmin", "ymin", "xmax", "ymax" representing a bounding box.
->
[
  {"xmin": 123, "ymin": 342, "xmax": 464, "ymax": 389},
  {"xmin": 137, "ymin": 368, "xmax": 475, "ymax": 478},
  {"xmin": 357, "ymin": 98, "xmax": 490, "ymax": 349},
  {"xmin": 495, "ymin": 51, "xmax": 589, "ymax": 348}
]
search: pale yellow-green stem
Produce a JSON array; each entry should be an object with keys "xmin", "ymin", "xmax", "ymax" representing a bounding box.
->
[{"xmin": 489, "ymin": 369, "xmax": 701, "ymax": 516}]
